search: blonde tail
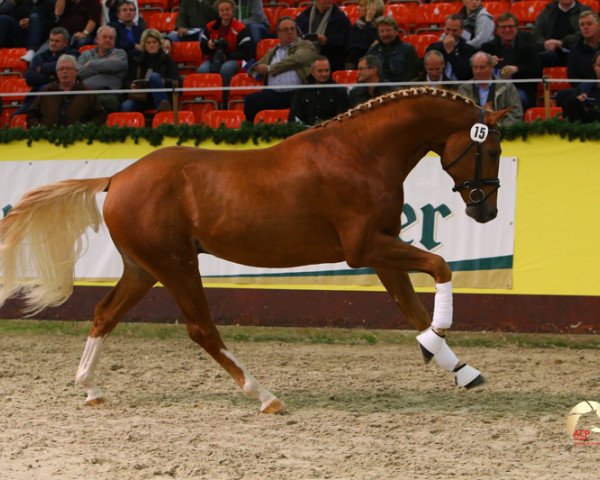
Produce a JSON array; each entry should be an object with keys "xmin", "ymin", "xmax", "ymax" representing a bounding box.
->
[{"xmin": 0, "ymin": 177, "xmax": 111, "ymax": 314}]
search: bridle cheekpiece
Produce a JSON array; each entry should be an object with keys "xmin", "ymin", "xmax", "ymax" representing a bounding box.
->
[{"xmin": 442, "ymin": 109, "xmax": 501, "ymax": 206}]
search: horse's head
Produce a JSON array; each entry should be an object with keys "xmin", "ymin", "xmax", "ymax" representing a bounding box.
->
[{"xmin": 440, "ymin": 107, "xmax": 511, "ymax": 223}]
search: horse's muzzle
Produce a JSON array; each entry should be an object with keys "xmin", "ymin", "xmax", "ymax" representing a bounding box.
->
[{"xmin": 466, "ymin": 203, "xmax": 498, "ymax": 223}]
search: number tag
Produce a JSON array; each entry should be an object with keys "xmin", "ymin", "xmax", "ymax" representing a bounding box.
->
[{"xmin": 470, "ymin": 123, "xmax": 489, "ymax": 143}]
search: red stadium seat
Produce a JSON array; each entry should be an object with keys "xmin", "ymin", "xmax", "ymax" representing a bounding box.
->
[
  {"xmin": 412, "ymin": 3, "xmax": 461, "ymax": 34},
  {"xmin": 384, "ymin": 4, "xmax": 412, "ymax": 35},
  {"xmin": 331, "ymin": 69, "xmax": 359, "ymax": 85},
  {"xmin": 227, "ymin": 72, "xmax": 264, "ymax": 110},
  {"xmin": 523, "ymin": 107, "xmax": 563, "ymax": 122},
  {"xmin": 339, "ymin": 5, "xmax": 359, "ymax": 25},
  {"xmin": 106, "ymin": 112, "xmax": 146, "ymax": 128},
  {"xmin": 254, "ymin": 108, "xmax": 289, "ymax": 124},
  {"xmin": 9, "ymin": 113, "xmax": 27, "ymax": 129},
  {"xmin": 0, "ymin": 48, "xmax": 28, "ymax": 77},
  {"xmin": 170, "ymin": 41, "xmax": 203, "ymax": 75},
  {"xmin": 204, "ymin": 109, "xmax": 246, "ymax": 128},
  {"xmin": 256, "ymin": 38, "xmax": 280, "ymax": 60},
  {"xmin": 144, "ymin": 12, "xmax": 178, "ymax": 33},
  {"xmin": 151, "ymin": 110, "xmax": 195, "ymax": 127},
  {"xmin": 0, "ymin": 77, "xmax": 30, "ymax": 126},
  {"xmin": 402, "ymin": 34, "xmax": 439, "ymax": 58},
  {"xmin": 138, "ymin": 0, "xmax": 170, "ymax": 14},
  {"xmin": 180, "ymin": 73, "xmax": 223, "ymax": 122},
  {"xmin": 482, "ymin": 1, "xmax": 511, "ymax": 20},
  {"xmin": 510, "ymin": 1, "xmax": 548, "ymax": 30}
]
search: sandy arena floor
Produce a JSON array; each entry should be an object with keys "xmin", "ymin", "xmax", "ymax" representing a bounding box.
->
[{"xmin": 0, "ymin": 333, "xmax": 599, "ymax": 479}]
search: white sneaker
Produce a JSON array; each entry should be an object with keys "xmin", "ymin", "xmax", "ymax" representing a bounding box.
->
[{"xmin": 21, "ymin": 49, "xmax": 35, "ymax": 63}]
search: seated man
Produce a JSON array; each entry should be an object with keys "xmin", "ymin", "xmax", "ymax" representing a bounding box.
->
[
  {"xmin": 348, "ymin": 54, "xmax": 391, "ymax": 107},
  {"xmin": 458, "ymin": 51, "xmax": 523, "ymax": 126},
  {"xmin": 426, "ymin": 15, "xmax": 477, "ymax": 81},
  {"xmin": 27, "ymin": 54, "xmax": 106, "ymax": 127},
  {"xmin": 0, "ymin": 0, "xmax": 54, "ymax": 62},
  {"xmin": 288, "ymin": 56, "xmax": 348, "ymax": 125},
  {"xmin": 54, "ymin": 0, "xmax": 102, "ymax": 49},
  {"xmin": 366, "ymin": 16, "xmax": 419, "ymax": 84},
  {"xmin": 198, "ymin": 0, "xmax": 252, "ymax": 88},
  {"xmin": 562, "ymin": 50, "xmax": 600, "ymax": 122},
  {"xmin": 532, "ymin": 0, "xmax": 592, "ymax": 67},
  {"xmin": 166, "ymin": 0, "xmax": 217, "ymax": 43},
  {"xmin": 567, "ymin": 11, "xmax": 600, "ymax": 84},
  {"xmin": 244, "ymin": 16, "xmax": 318, "ymax": 123},
  {"xmin": 76, "ymin": 25, "xmax": 128, "ymax": 112},
  {"xmin": 108, "ymin": 1, "xmax": 144, "ymax": 55},
  {"xmin": 18, "ymin": 27, "xmax": 79, "ymax": 116},
  {"xmin": 296, "ymin": 0, "xmax": 351, "ymax": 72},
  {"xmin": 414, "ymin": 50, "xmax": 453, "ymax": 86},
  {"xmin": 482, "ymin": 12, "xmax": 542, "ymax": 110}
]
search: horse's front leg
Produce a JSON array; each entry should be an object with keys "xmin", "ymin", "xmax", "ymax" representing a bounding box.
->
[{"xmin": 345, "ymin": 234, "xmax": 484, "ymax": 389}]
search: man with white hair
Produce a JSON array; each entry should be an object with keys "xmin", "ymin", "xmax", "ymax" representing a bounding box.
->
[
  {"xmin": 458, "ymin": 51, "xmax": 523, "ymax": 126},
  {"xmin": 27, "ymin": 54, "xmax": 106, "ymax": 127},
  {"xmin": 77, "ymin": 25, "xmax": 128, "ymax": 112}
]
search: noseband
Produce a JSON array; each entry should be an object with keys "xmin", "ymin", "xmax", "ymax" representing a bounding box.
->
[{"xmin": 442, "ymin": 111, "xmax": 501, "ymax": 207}]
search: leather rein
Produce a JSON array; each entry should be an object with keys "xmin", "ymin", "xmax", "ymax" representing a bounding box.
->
[{"xmin": 442, "ymin": 110, "xmax": 501, "ymax": 207}]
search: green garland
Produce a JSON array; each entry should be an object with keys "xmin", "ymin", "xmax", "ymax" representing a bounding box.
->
[{"xmin": 1, "ymin": 118, "xmax": 599, "ymax": 147}]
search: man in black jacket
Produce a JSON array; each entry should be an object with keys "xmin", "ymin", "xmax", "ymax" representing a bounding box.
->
[
  {"xmin": 532, "ymin": 0, "xmax": 592, "ymax": 67},
  {"xmin": 567, "ymin": 11, "xmax": 600, "ymax": 84},
  {"xmin": 288, "ymin": 56, "xmax": 348, "ymax": 125},
  {"xmin": 482, "ymin": 12, "xmax": 542, "ymax": 109},
  {"xmin": 426, "ymin": 15, "xmax": 477, "ymax": 81}
]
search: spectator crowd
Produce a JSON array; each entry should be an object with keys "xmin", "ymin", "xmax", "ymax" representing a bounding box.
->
[{"xmin": 0, "ymin": 0, "xmax": 599, "ymax": 127}]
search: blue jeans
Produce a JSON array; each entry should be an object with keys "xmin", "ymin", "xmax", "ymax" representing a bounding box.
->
[
  {"xmin": 121, "ymin": 73, "xmax": 168, "ymax": 111},
  {"xmin": 0, "ymin": 13, "xmax": 52, "ymax": 50},
  {"xmin": 245, "ymin": 21, "xmax": 270, "ymax": 50},
  {"xmin": 166, "ymin": 31, "xmax": 201, "ymax": 43},
  {"xmin": 197, "ymin": 59, "xmax": 239, "ymax": 87}
]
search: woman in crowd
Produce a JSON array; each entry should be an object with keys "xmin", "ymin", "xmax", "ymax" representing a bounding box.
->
[
  {"xmin": 345, "ymin": 0, "xmax": 384, "ymax": 70},
  {"xmin": 458, "ymin": 0, "xmax": 494, "ymax": 49},
  {"xmin": 197, "ymin": 0, "xmax": 253, "ymax": 88},
  {"xmin": 121, "ymin": 28, "xmax": 179, "ymax": 113}
]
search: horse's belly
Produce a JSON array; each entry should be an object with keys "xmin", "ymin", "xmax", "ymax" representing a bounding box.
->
[{"xmin": 197, "ymin": 224, "xmax": 345, "ymax": 269}]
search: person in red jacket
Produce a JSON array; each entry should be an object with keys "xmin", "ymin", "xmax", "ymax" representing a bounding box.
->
[{"xmin": 197, "ymin": 0, "xmax": 252, "ymax": 88}]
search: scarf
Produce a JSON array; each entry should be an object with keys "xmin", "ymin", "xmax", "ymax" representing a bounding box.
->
[
  {"xmin": 308, "ymin": 5, "xmax": 333, "ymax": 36},
  {"xmin": 461, "ymin": 5, "xmax": 482, "ymax": 37}
]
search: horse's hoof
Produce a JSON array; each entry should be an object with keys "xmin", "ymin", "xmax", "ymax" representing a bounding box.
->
[
  {"xmin": 418, "ymin": 343, "xmax": 435, "ymax": 364},
  {"xmin": 85, "ymin": 397, "xmax": 105, "ymax": 407},
  {"xmin": 416, "ymin": 328, "xmax": 443, "ymax": 364},
  {"xmin": 454, "ymin": 364, "xmax": 485, "ymax": 389},
  {"xmin": 464, "ymin": 374, "xmax": 486, "ymax": 390},
  {"xmin": 261, "ymin": 397, "xmax": 286, "ymax": 414}
]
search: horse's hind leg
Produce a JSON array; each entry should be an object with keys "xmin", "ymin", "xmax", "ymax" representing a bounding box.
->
[
  {"xmin": 376, "ymin": 268, "xmax": 484, "ymax": 389},
  {"xmin": 76, "ymin": 257, "xmax": 156, "ymax": 405},
  {"xmin": 157, "ymin": 265, "xmax": 285, "ymax": 414}
]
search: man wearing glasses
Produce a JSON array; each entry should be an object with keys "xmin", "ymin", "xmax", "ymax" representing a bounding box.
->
[
  {"xmin": 26, "ymin": 54, "xmax": 106, "ymax": 127},
  {"xmin": 482, "ymin": 12, "xmax": 542, "ymax": 109},
  {"xmin": 244, "ymin": 16, "xmax": 318, "ymax": 123}
]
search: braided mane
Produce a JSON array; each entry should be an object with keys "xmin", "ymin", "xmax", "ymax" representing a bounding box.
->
[{"xmin": 316, "ymin": 86, "xmax": 478, "ymax": 128}]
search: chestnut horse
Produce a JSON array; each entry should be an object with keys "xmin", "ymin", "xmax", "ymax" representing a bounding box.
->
[{"xmin": 0, "ymin": 87, "xmax": 509, "ymax": 413}]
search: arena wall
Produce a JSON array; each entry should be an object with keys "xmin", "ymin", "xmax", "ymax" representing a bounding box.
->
[{"xmin": 1, "ymin": 137, "xmax": 599, "ymax": 333}]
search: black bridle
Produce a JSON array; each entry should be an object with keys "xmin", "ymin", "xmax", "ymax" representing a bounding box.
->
[{"xmin": 442, "ymin": 111, "xmax": 501, "ymax": 207}]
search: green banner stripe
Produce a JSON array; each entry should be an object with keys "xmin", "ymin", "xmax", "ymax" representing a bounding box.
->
[{"xmin": 203, "ymin": 255, "xmax": 513, "ymax": 279}]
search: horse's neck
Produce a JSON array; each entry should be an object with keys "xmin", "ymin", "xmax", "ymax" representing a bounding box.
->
[{"xmin": 353, "ymin": 98, "xmax": 474, "ymax": 181}]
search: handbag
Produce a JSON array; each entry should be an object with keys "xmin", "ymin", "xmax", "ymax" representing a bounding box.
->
[{"xmin": 127, "ymin": 79, "xmax": 149, "ymax": 103}]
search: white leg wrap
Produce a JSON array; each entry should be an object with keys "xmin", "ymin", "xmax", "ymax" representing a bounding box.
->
[
  {"xmin": 75, "ymin": 337, "xmax": 105, "ymax": 403},
  {"xmin": 221, "ymin": 349, "xmax": 277, "ymax": 411},
  {"xmin": 434, "ymin": 340, "xmax": 459, "ymax": 372},
  {"xmin": 416, "ymin": 327, "xmax": 444, "ymax": 355},
  {"xmin": 454, "ymin": 364, "xmax": 482, "ymax": 388},
  {"xmin": 432, "ymin": 281, "xmax": 453, "ymax": 330}
]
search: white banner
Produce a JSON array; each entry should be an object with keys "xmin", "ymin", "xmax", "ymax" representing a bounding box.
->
[{"xmin": 0, "ymin": 156, "xmax": 517, "ymax": 288}]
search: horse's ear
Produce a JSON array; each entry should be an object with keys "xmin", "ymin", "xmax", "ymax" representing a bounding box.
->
[{"xmin": 485, "ymin": 107, "xmax": 513, "ymax": 125}]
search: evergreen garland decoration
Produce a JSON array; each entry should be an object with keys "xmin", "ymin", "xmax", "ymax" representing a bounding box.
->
[{"xmin": 0, "ymin": 119, "xmax": 598, "ymax": 147}]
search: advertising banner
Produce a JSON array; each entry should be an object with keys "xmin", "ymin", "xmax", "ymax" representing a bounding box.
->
[{"xmin": 0, "ymin": 156, "xmax": 517, "ymax": 289}]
